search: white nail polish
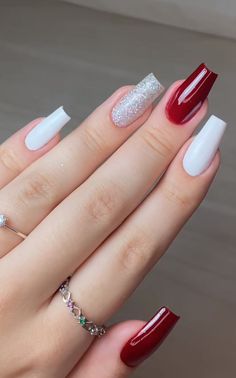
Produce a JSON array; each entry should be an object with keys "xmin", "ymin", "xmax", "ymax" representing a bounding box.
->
[
  {"xmin": 112, "ymin": 73, "xmax": 164, "ymax": 128},
  {"xmin": 183, "ymin": 115, "xmax": 227, "ymax": 176},
  {"xmin": 25, "ymin": 106, "xmax": 71, "ymax": 151}
]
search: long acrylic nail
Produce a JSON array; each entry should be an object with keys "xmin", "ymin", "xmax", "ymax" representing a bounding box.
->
[
  {"xmin": 25, "ymin": 106, "xmax": 71, "ymax": 150},
  {"xmin": 120, "ymin": 307, "xmax": 180, "ymax": 368},
  {"xmin": 183, "ymin": 115, "xmax": 227, "ymax": 176},
  {"xmin": 166, "ymin": 63, "xmax": 218, "ymax": 125},
  {"xmin": 112, "ymin": 73, "xmax": 164, "ymax": 128}
]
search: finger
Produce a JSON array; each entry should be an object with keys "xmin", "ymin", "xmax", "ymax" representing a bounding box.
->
[
  {"xmin": 0, "ymin": 74, "xmax": 161, "ymax": 255},
  {"xmin": 68, "ymin": 307, "xmax": 179, "ymax": 378},
  {"xmin": 0, "ymin": 115, "xmax": 62, "ymax": 189},
  {"xmin": 52, "ymin": 115, "xmax": 224, "ymax": 338},
  {"xmin": 5, "ymin": 65, "xmax": 216, "ymax": 302},
  {"xmin": 67, "ymin": 321, "xmax": 144, "ymax": 378},
  {"xmin": 13, "ymin": 64, "xmax": 216, "ymax": 302}
]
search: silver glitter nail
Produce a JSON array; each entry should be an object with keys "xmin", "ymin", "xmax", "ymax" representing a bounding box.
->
[{"xmin": 111, "ymin": 73, "xmax": 164, "ymax": 128}]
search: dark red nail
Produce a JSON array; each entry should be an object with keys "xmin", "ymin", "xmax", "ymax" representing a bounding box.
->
[
  {"xmin": 120, "ymin": 307, "xmax": 180, "ymax": 368},
  {"xmin": 166, "ymin": 63, "xmax": 218, "ymax": 125}
]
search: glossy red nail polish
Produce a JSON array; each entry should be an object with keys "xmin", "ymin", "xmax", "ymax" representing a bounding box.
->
[
  {"xmin": 166, "ymin": 63, "xmax": 218, "ymax": 125},
  {"xmin": 120, "ymin": 307, "xmax": 180, "ymax": 367}
]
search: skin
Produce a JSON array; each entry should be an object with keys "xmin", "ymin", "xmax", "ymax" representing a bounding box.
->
[{"xmin": 0, "ymin": 80, "xmax": 220, "ymax": 378}]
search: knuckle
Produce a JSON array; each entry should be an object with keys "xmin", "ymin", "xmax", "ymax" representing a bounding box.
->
[
  {"xmin": 29, "ymin": 338, "xmax": 57, "ymax": 373},
  {"xmin": 18, "ymin": 171, "xmax": 55, "ymax": 206},
  {"xmin": 86, "ymin": 181, "xmax": 120, "ymax": 223},
  {"xmin": 0, "ymin": 280, "xmax": 17, "ymax": 317},
  {"xmin": 0, "ymin": 146, "xmax": 23, "ymax": 175},
  {"xmin": 29, "ymin": 351, "xmax": 51, "ymax": 376},
  {"xmin": 81, "ymin": 125, "xmax": 107, "ymax": 154},
  {"xmin": 35, "ymin": 331, "xmax": 65, "ymax": 373},
  {"xmin": 142, "ymin": 126, "xmax": 173, "ymax": 159},
  {"xmin": 163, "ymin": 180, "xmax": 195, "ymax": 208},
  {"xmin": 36, "ymin": 346, "xmax": 57, "ymax": 371},
  {"xmin": 0, "ymin": 289, "xmax": 9, "ymax": 317},
  {"xmin": 119, "ymin": 229, "xmax": 151, "ymax": 272}
]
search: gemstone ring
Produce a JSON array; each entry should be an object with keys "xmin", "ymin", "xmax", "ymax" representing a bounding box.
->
[
  {"xmin": 59, "ymin": 277, "xmax": 107, "ymax": 337},
  {"xmin": 0, "ymin": 214, "xmax": 27, "ymax": 240}
]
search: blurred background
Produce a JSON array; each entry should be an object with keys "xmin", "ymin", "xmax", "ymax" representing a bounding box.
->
[{"xmin": 0, "ymin": 0, "xmax": 235, "ymax": 377}]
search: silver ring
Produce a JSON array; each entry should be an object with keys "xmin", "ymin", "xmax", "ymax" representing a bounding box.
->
[
  {"xmin": 0, "ymin": 214, "xmax": 27, "ymax": 239},
  {"xmin": 59, "ymin": 277, "xmax": 107, "ymax": 337}
]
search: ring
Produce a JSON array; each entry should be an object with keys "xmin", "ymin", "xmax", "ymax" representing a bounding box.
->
[
  {"xmin": 0, "ymin": 214, "xmax": 27, "ymax": 239},
  {"xmin": 59, "ymin": 277, "xmax": 107, "ymax": 337}
]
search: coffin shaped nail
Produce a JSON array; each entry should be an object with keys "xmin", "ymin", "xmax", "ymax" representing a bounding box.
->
[
  {"xmin": 112, "ymin": 73, "xmax": 164, "ymax": 128},
  {"xmin": 120, "ymin": 307, "xmax": 180, "ymax": 367},
  {"xmin": 166, "ymin": 63, "xmax": 218, "ymax": 125},
  {"xmin": 25, "ymin": 106, "xmax": 71, "ymax": 151},
  {"xmin": 183, "ymin": 115, "xmax": 227, "ymax": 176}
]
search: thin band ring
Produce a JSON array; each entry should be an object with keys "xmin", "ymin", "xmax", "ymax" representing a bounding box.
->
[
  {"xmin": 59, "ymin": 277, "xmax": 107, "ymax": 337},
  {"xmin": 0, "ymin": 214, "xmax": 27, "ymax": 240}
]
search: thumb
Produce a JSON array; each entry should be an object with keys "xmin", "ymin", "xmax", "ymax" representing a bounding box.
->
[{"xmin": 68, "ymin": 307, "xmax": 179, "ymax": 378}]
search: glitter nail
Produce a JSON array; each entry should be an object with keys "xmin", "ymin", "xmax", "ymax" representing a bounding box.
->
[{"xmin": 111, "ymin": 73, "xmax": 164, "ymax": 128}]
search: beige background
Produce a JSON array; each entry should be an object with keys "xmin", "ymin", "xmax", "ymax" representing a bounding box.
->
[
  {"xmin": 0, "ymin": 1, "xmax": 236, "ymax": 377},
  {"xmin": 65, "ymin": 0, "xmax": 236, "ymax": 39}
]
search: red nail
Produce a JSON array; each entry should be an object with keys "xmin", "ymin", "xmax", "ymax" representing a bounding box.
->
[
  {"xmin": 120, "ymin": 307, "xmax": 180, "ymax": 368},
  {"xmin": 166, "ymin": 63, "xmax": 218, "ymax": 125}
]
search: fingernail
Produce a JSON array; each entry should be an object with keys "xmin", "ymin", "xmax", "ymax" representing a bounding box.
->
[
  {"xmin": 25, "ymin": 106, "xmax": 71, "ymax": 150},
  {"xmin": 183, "ymin": 115, "xmax": 227, "ymax": 176},
  {"xmin": 166, "ymin": 63, "xmax": 218, "ymax": 125},
  {"xmin": 112, "ymin": 73, "xmax": 164, "ymax": 128},
  {"xmin": 120, "ymin": 307, "xmax": 180, "ymax": 368}
]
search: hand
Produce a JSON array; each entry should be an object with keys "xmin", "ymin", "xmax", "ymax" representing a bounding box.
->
[{"xmin": 0, "ymin": 64, "xmax": 226, "ymax": 377}]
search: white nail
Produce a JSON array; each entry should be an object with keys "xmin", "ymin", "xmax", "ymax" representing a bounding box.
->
[
  {"xmin": 25, "ymin": 106, "xmax": 71, "ymax": 151},
  {"xmin": 112, "ymin": 73, "xmax": 164, "ymax": 128},
  {"xmin": 183, "ymin": 115, "xmax": 227, "ymax": 176}
]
